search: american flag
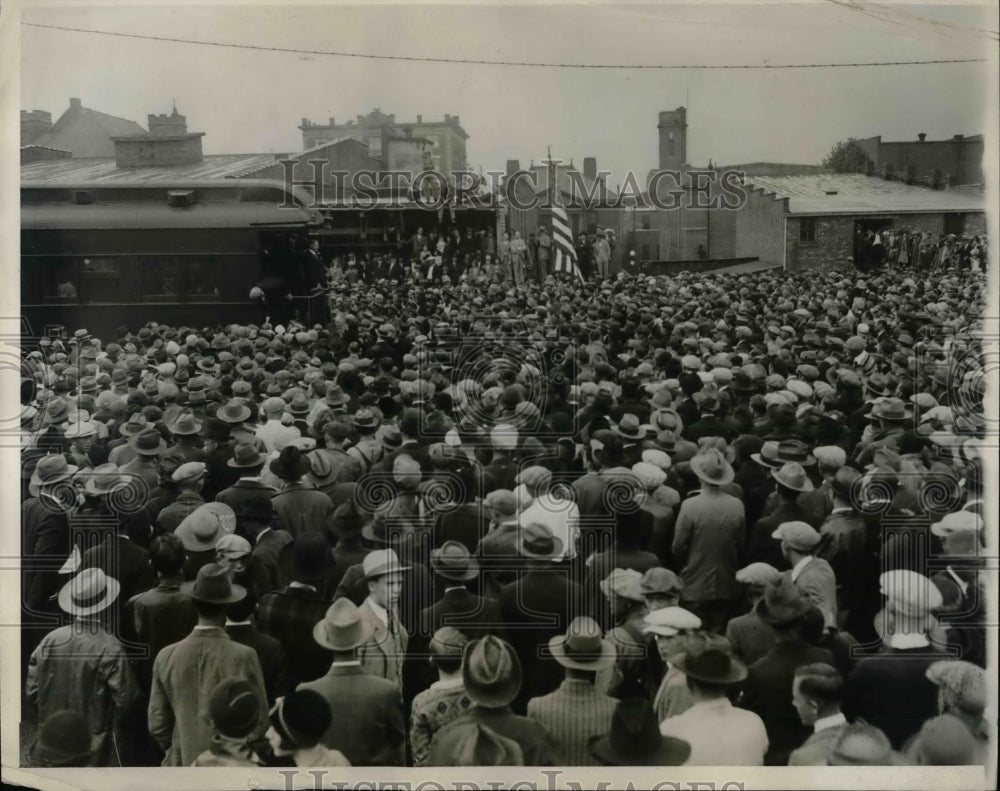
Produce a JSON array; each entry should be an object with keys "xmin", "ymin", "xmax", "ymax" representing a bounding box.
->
[{"xmin": 550, "ymin": 206, "xmax": 585, "ymax": 283}]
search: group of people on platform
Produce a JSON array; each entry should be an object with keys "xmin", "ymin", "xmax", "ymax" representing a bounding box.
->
[
  {"xmin": 20, "ymin": 261, "xmax": 989, "ymax": 769},
  {"xmin": 855, "ymin": 228, "xmax": 986, "ymax": 274}
]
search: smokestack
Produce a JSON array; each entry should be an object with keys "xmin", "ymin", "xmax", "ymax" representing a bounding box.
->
[
  {"xmin": 506, "ymin": 159, "xmax": 520, "ymax": 176},
  {"xmin": 583, "ymin": 157, "xmax": 597, "ymax": 182},
  {"xmin": 917, "ymin": 133, "xmax": 926, "ymax": 142}
]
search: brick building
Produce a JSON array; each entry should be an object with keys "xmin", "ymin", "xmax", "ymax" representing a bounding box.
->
[
  {"xmin": 733, "ymin": 173, "xmax": 986, "ymax": 271},
  {"xmin": 112, "ymin": 107, "xmax": 205, "ymax": 168},
  {"xmin": 298, "ymin": 109, "xmax": 469, "ymax": 177},
  {"xmin": 855, "ymin": 132, "xmax": 984, "ymax": 187},
  {"xmin": 20, "ymin": 98, "xmax": 146, "ymax": 157}
]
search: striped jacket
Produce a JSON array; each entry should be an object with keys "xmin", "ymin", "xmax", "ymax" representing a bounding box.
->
[{"xmin": 527, "ymin": 678, "xmax": 618, "ymax": 766}]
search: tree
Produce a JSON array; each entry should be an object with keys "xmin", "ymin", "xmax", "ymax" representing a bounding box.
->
[{"xmin": 822, "ymin": 138, "xmax": 875, "ymax": 174}]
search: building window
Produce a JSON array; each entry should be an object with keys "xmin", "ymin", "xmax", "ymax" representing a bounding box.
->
[
  {"xmin": 641, "ymin": 215, "xmax": 651, "ymax": 230},
  {"xmin": 641, "ymin": 243, "xmax": 650, "ymax": 260},
  {"xmin": 944, "ymin": 213, "xmax": 966, "ymax": 235},
  {"xmin": 800, "ymin": 218, "xmax": 817, "ymax": 243}
]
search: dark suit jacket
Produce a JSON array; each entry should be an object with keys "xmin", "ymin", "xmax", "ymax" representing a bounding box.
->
[
  {"xmin": 499, "ymin": 567, "xmax": 583, "ymax": 711},
  {"xmin": 22, "ymin": 498, "xmax": 71, "ymax": 625},
  {"xmin": 248, "ymin": 528, "xmax": 293, "ymax": 599},
  {"xmin": 255, "ymin": 586, "xmax": 332, "ymax": 688},
  {"xmin": 225, "ymin": 622, "xmax": 288, "ymax": 702},
  {"xmin": 747, "ymin": 501, "xmax": 814, "ymax": 570},
  {"xmin": 334, "ymin": 556, "xmax": 433, "ymax": 637},
  {"xmin": 842, "ymin": 645, "xmax": 948, "ymax": 750},
  {"xmin": 739, "ymin": 639, "xmax": 835, "ymax": 765},
  {"xmin": 683, "ymin": 414, "xmax": 737, "ymax": 444},
  {"xmin": 298, "ymin": 663, "xmax": 406, "ymax": 766},
  {"xmin": 417, "ymin": 587, "xmax": 504, "ymax": 641},
  {"xmin": 81, "ymin": 534, "xmax": 154, "ymax": 605}
]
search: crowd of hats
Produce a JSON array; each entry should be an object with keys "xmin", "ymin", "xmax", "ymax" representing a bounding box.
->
[{"xmin": 20, "ymin": 261, "xmax": 991, "ymax": 769}]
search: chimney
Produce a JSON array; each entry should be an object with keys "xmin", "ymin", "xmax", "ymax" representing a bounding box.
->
[
  {"xmin": 329, "ymin": 116, "xmax": 335, "ymax": 127},
  {"xmin": 953, "ymin": 134, "xmax": 964, "ymax": 141},
  {"xmin": 506, "ymin": 159, "xmax": 520, "ymax": 177},
  {"xmin": 20, "ymin": 109, "xmax": 53, "ymax": 145},
  {"xmin": 69, "ymin": 97, "xmax": 82, "ymax": 110},
  {"xmin": 917, "ymin": 133, "xmax": 926, "ymax": 142},
  {"xmin": 115, "ymin": 105, "xmax": 203, "ymax": 167},
  {"xmin": 417, "ymin": 115, "xmax": 422, "ymax": 123},
  {"xmin": 583, "ymin": 157, "xmax": 597, "ymax": 182},
  {"xmin": 301, "ymin": 117, "xmax": 309, "ymax": 127}
]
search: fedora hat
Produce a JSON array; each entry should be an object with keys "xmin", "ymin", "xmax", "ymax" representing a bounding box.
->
[
  {"xmin": 118, "ymin": 413, "xmax": 148, "ymax": 437},
  {"xmin": 430, "ymin": 541, "xmax": 480, "ymax": 582},
  {"xmin": 690, "ymin": 448, "xmax": 734, "ymax": 486},
  {"xmin": 352, "ymin": 408, "xmax": 379, "ymax": 430},
  {"xmin": 269, "ymin": 446, "xmax": 311, "ymax": 480},
  {"xmin": 168, "ymin": 409, "xmax": 202, "ymax": 436},
  {"xmin": 180, "ymin": 562, "xmax": 246, "ymax": 604},
  {"xmin": 29, "ymin": 711, "xmax": 102, "ymax": 767},
  {"xmin": 200, "ymin": 417, "xmax": 230, "ymax": 442},
  {"xmin": 324, "ymin": 384, "xmax": 349, "ymax": 406},
  {"xmin": 287, "ymin": 392, "xmax": 311, "ymax": 416},
  {"xmin": 57, "ymin": 567, "xmax": 121, "ymax": 617},
  {"xmin": 771, "ymin": 461, "xmax": 814, "ymax": 492},
  {"xmin": 548, "ymin": 617, "xmax": 615, "ymax": 671},
  {"xmin": 129, "ymin": 428, "xmax": 167, "ymax": 456},
  {"xmin": 613, "ymin": 414, "xmax": 643, "ymax": 440},
  {"xmin": 227, "ymin": 442, "xmax": 267, "ymax": 469},
  {"xmin": 331, "ymin": 499, "xmax": 366, "ymax": 536},
  {"xmin": 775, "ymin": 439, "xmax": 816, "ymax": 466},
  {"xmin": 668, "ymin": 632, "xmax": 747, "ymax": 685},
  {"xmin": 362, "ymin": 548, "xmax": 409, "ymax": 581},
  {"xmin": 755, "ymin": 574, "xmax": 812, "ymax": 625},
  {"xmin": 217, "ymin": 399, "xmax": 251, "ymax": 424},
  {"xmin": 313, "ymin": 597, "xmax": 374, "ymax": 651},
  {"xmin": 30, "ymin": 455, "xmax": 79, "ymax": 488},
  {"xmin": 830, "ymin": 466, "xmax": 861, "ymax": 501},
  {"xmin": 518, "ymin": 522, "xmax": 564, "ymax": 560},
  {"xmin": 428, "ymin": 721, "xmax": 525, "ymax": 767},
  {"xmin": 589, "ymin": 698, "xmax": 691, "ymax": 766},
  {"xmin": 41, "ymin": 399, "xmax": 70, "ymax": 426},
  {"xmin": 869, "ymin": 397, "xmax": 913, "ymax": 423},
  {"xmin": 175, "ymin": 503, "xmax": 237, "ymax": 552},
  {"xmin": 463, "ymin": 636, "xmax": 522, "ymax": 708},
  {"xmin": 81, "ymin": 463, "xmax": 128, "ymax": 498},
  {"xmin": 278, "ymin": 532, "xmax": 332, "ymax": 583},
  {"xmin": 750, "ymin": 440, "xmax": 782, "ymax": 469}
]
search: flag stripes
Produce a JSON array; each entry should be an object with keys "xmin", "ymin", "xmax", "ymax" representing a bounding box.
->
[{"xmin": 550, "ymin": 206, "xmax": 585, "ymax": 282}]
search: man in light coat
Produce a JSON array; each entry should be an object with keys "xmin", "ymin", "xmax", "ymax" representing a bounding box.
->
[
  {"xmin": 774, "ymin": 521, "xmax": 838, "ymax": 629},
  {"xmin": 148, "ymin": 563, "xmax": 267, "ymax": 766},
  {"xmin": 356, "ymin": 549, "xmax": 410, "ymax": 694}
]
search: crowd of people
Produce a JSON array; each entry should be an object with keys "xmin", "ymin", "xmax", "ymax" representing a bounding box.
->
[
  {"xmin": 854, "ymin": 228, "xmax": 987, "ymax": 274},
  {"xmin": 19, "ymin": 260, "xmax": 990, "ymax": 769}
]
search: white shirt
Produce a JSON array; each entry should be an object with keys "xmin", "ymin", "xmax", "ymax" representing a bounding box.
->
[
  {"xmin": 790, "ymin": 555, "xmax": 813, "ymax": 583},
  {"xmin": 255, "ymin": 419, "xmax": 301, "ymax": 453},
  {"xmin": 660, "ymin": 697, "xmax": 768, "ymax": 766},
  {"xmin": 813, "ymin": 712, "xmax": 847, "ymax": 733},
  {"xmin": 885, "ymin": 631, "xmax": 930, "ymax": 649}
]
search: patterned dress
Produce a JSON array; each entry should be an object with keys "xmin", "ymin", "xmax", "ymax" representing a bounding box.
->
[{"xmin": 409, "ymin": 679, "xmax": 473, "ymax": 767}]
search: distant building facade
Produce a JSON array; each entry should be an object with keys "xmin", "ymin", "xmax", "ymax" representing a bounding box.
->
[
  {"xmin": 20, "ymin": 98, "xmax": 146, "ymax": 158},
  {"xmin": 298, "ymin": 109, "xmax": 469, "ymax": 177},
  {"xmin": 855, "ymin": 133, "xmax": 984, "ymax": 186}
]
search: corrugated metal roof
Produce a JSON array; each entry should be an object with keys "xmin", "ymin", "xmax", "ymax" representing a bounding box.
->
[
  {"xmin": 21, "ymin": 154, "xmax": 280, "ymax": 184},
  {"xmin": 22, "ymin": 202, "xmax": 313, "ymax": 230},
  {"xmin": 745, "ymin": 174, "xmax": 985, "ymax": 216}
]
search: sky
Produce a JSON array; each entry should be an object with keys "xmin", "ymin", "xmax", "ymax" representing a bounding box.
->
[{"xmin": 17, "ymin": 2, "xmax": 1000, "ymax": 186}]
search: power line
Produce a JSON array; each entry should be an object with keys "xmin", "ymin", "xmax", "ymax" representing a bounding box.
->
[{"xmin": 24, "ymin": 22, "xmax": 991, "ymax": 69}]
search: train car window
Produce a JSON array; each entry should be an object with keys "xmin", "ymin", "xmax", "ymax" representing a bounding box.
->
[
  {"xmin": 185, "ymin": 258, "xmax": 221, "ymax": 300},
  {"xmin": 81, "ymin": 257, "xmax": 121, "ymax": 304},
  {"xmin": 141, "ymin": 257, "xmax": 181, "ymax": 301}
]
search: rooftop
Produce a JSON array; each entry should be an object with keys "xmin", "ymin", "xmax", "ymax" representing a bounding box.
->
[
  {"xmin": 20, "ymin": 153, "xmax": 282, "ymax": 184},
  {"xmin": 744, "ymin": 173, "xmax": 985, "ymax": 216}
]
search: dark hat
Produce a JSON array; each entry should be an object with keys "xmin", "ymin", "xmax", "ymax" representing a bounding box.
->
[
  {"xmin": 269, "ymin": 446, "xmax": 311, "ymax": 480},
  {"xmin": 209, "ymin": 678, "xmax": 260, "ymax": 738},
  {"xmin": 331, "ymin": 499, "xmax": 366, "ymax": 535},
  {"xmin": 589, "ymin": 698, "xmax": 692, "ymax": 766},
  {"xmin": 312, "ymin": 597, "xmax": 374, "ymax": 651},
  {"xmin": 227, "ymin": 442, "xmax": 267, "ymax": 469},
  {"xmin": 236, "ymin": 496, "xmax": 274, "ymax": 523},
  {"xmin": 755, "ymin": 573, "xmax": 811, "ymax": 625},
  {"xmin": 352, "ymin": 408, "xmax": 379, "ymax": 430},
  {"xmin": 269, "ymin": 689, "xmax": 333, "ymax": 750},
  {"xmin": 462, "ymin": 636, "xmax": 522, "ymax": 708},
  {"xmin": 180, "ymin": 562, "xmax": 246, "ymax": 604},
  {"xmin": 29, "ymin": 710, "xmax": 101, "ymax": 767},
  {"xmin": 775, "ymin": 439, "xmax": 816, "ymax": 466},
  {"xmin": 831, "ymin": 466, "xmax": 862, "ymax": 501},
  {"xmin": 430, "ymin": 540, "xmax": 480, "ymax": 581},
  {"xmin": 200, "ymin": 417, "xmax": 231, "ymax": 442},
  {"xmin": 129, "ymin": 428, "xmax": 167, "ymax": 456},
  {"xmin": 324, "ymin": 384, "xmax": 349, "ymax": 406},
  {"xmin": 278, "ymin": 532, "xmax": 331, "ymax": 583},
  {"xmin": 668, "ymin": 632, "xmax": 747, "ymax": 685},
  {"xmin": 548, "ymin": 617, "xmax": 615, "ymax": 671},
  {"xmin": 518, "ymin": 522, "xmax": 564, "ymax": 560}
]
